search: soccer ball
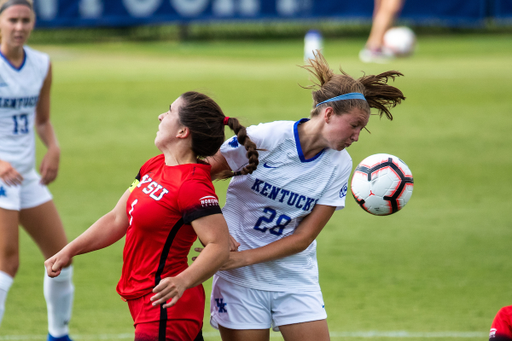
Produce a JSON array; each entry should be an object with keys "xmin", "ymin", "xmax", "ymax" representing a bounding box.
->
[
  {"xmin": 383, "ymin": 26, "xmax": 416, "ymax": 57},
  {"xmin": 351, "ymin": 153, "xmax": 414, "ymax": 216}
]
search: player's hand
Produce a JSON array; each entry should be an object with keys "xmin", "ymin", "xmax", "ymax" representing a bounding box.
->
[
  {"xmin": 39, "ymin": 147, "xmax": 60, "ymax": 185},
  {"xmin": 44, "ymin": 252, "xmax": 70, "ymax": 278},
  {"xmin": 191, "ymin": 235, "xmax": 239, "ymax": 261},
  {"xmin": 0, "ymin": 160, "xmax": 23, "ymax": 186},
  {"xmin": 229, "ymin": 235, "xmax": 240, "ymax": 251},
  {"xmin": 151, "ymin": 276, "xmax": 187, "ymax": 308}
]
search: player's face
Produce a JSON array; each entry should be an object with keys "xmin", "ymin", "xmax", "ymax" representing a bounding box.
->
[
  {"xmin": 324, "ymin": 108, "xmax": 369, "ymax": 151},
  {"xmin": 155, "ymin": 97, "xmax": 185, "ymax": 149},
  {"xmin": 0, "ymin": 5, "xmax": 34, "ymax": 49}
]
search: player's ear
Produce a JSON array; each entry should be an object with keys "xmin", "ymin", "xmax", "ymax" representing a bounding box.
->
[
  {"xmin": 324, "ymin": 107, "xmax": 334, "ymax": 123},
  {"xmin": 176, "ymin": 126, "xmax": 190, "ymax": 139}
]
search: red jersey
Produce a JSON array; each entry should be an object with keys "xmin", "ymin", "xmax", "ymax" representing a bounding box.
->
[
  {"xmin": 490, "ymin": 306, "xmax": 512, "ymax": 340},
  {"xmin": 116, "ymin": 154, "xmax": 222, "ymax": 300}
]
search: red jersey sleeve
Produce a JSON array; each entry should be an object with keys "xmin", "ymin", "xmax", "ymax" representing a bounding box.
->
[
  {"xmin": 178, "ymin": 178, "xmax": 222, "ymax": 225},
  {"xmin": 490, "ymin": 306, "xmax": 512, "ymax": 340}
]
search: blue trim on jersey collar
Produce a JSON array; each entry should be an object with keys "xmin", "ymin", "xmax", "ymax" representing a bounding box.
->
[
  {"xmin": 294, "ymin": 118, "xmax": 325, "ymax": 163},
  {"xmin": 0, "ymin": 47, "xmax": 27, "ymax": 71}
]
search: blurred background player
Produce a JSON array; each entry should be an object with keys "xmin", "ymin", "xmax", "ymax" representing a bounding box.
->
[
  {"xmin": 359, "ymin": 0, "xmax": 405, "ymax": 63},
  {"xmin": 490, "ymin": 305, "xmax": 512, "ymax": 341},
  {"xmin": 45, "ymin": 92, "xmax": 259, "ymax": 341},
  {"xmin": 207, "ymin": 51, "xmax": 405, "ymax": 341},
  {"xmin": 0, "ymin": 0, "xmax": 74, "ymax": 340}
]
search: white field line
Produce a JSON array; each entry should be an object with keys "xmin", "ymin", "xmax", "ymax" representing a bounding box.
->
[{"xmin": 0, "ymin": 331, "xmax": 488, "ymax": 340}]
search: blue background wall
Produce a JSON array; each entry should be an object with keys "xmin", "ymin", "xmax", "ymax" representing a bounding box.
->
[{"xmin": 33, "ymin": 0, "xmax": 507, "ymax": 28}]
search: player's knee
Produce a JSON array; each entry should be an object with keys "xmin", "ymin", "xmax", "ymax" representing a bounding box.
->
[
  {"xmin": 0, "ymin": 254, "xmax": 19, "ymax": 277},
  {"xmin": 0, "ymin": 244, "xmax": 19, "ymax": 275}
]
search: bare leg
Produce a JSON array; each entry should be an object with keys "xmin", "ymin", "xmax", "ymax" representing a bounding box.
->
[
  {"xmin": 280, "ymin": 319, "xmax": 330, "ymax": 341},
  {"xmin": 0, "ymin": 208, "xmax": 20, "ymax": 277},
  {"xmin": 0, "ymin": 208, "xmax": 19, "ymax": 326},
  {"xmin": 219, "ymin": 325, "xmax": 270, "ymax": 341},
  {"xmin": 20, "ymin": 200, "xmax": 74, "ymax": 338},
  {"xmin": 19, "ymin": 200, "xmax": 69, "ymax": 261},
  {"xmin": 366, "ymin": 0, "xmax": 405, "ymax": 50}
]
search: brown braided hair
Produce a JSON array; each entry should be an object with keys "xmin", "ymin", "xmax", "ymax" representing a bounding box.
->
[
  {"xmin": 300, "ymin": 50, "xmax": 405, "ymax": 120},
  {"xmin": 178, "ymin": 91, "xmax": 258, "ymax": 178}
]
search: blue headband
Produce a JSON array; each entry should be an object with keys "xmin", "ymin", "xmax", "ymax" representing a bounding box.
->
[{"xmin": 315, "ymin": 92, "xmax": 366, "ymax": 107}]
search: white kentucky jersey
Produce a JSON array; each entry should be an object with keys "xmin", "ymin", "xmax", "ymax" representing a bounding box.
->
[
  {"xmin": 0, "ymin": 46, "xmax": 50, "ymax": 174},
  {"xmin": 217, "ymin": 119, "xmax": 352, "ymax": 292}
]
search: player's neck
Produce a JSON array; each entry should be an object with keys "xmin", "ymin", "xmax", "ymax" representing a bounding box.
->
[
  {"xmin": 0, "ymin": 44, "xmax": 25, "ymax": 67},
  {"xmin": 162, "ymin": 146, "xmax": 197, "ymax": 166},
  {"xmin": 296, "ymin": 118, "xmax": 327, "ymax": 159}
]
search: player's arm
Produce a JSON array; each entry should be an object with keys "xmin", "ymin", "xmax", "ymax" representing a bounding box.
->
[
  {"xmin": 45, "ymin": 189, "xmax": 131, "ymax": 277},
  {"xmin": 151, "ymin": 213, "xmax": 230, "ymax": 308},
  {"xmin": 220, "ymin": 204, "xmax": 336, "ymax": 270},
  {"xmin": 34, "ymin": 63, "xmax": 60, "ymax": 185}
]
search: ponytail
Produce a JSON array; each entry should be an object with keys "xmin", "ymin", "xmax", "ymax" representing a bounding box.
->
[
  {"xmin": 218, "ymin": 117, "xmax": 259, "ymax": 179},
  {"xmin": 300, "ymin": 50, "xmax": 405, "ymax": 120},
  {"xmin": 178, "ymin": 91, "xmax": 259, "ymax": 179}
]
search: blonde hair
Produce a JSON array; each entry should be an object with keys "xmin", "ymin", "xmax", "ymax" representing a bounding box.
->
[
  {"xmin": 0, "ymin": 0, "xmax": 34, "ymax": 43},
  {"xmin": 300, "ymin": 51, "xmax": 405, "ymax": 120}
]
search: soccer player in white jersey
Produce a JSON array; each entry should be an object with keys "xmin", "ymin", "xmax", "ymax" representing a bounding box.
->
[
  {"xmin": 0, "ymin": 1, "xmax": 74, "ymax": 340},
  {"xmin": 207, "ymin": 51, "xmax": 406, "ymax": 341}
]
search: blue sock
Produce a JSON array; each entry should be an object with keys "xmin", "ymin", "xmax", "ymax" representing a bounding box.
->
[{"xmin": 47, "ymin": 334, "xmax": 73, "ymax": 341}]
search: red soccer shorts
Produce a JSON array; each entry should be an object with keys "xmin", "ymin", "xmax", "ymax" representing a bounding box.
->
[{"xmin": 127, "ymin": 285, "xmax": 205, "ymax": 341}]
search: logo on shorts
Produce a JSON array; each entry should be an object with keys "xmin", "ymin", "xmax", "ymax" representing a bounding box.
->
[
  {"xmin": 215, "ymin": 298, "xmax": 227, "ymax": 313},
  {"xmin": 0, "ymin": 186, "xmax": 6, "ymax": 197}
]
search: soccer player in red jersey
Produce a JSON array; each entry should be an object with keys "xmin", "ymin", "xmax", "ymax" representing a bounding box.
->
[
  {"xmin": 490, "ymin": 306, "xmax": 512, "ymax": 341},
  {"xmin": 44, "ymin": 91, "xmax": 259, "ymax": 341}
]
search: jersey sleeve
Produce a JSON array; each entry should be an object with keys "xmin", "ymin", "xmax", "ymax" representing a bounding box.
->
[
  {"xmin": 490, "ymin": 306, "xmax": 512, "ymax": 340},
  {"xmin": 220, "ymin": 121, "xmax": 287, "ymax": 171},
  {"xmin": 128, "ymin": 156, "xmax": 158, "ymax": 192},
  {"xmin": 316, "ymin": 154, "xmax": 352, "ymax": 210},
  {"xmin": 178, "ymin": 179, "xmax": 222, "ymax": 225},
  {"xmin": 128, "ymin": 170, "xmax": 141, "ymax": 192}
]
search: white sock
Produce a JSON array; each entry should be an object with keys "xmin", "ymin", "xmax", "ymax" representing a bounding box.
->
[
  {"xmin": 44, "ymin": 265, "xmax": 74, "ymax": 337},
  {"xmin": 0, "ymin": 271, "xmax": 14, "ymax": 327}
]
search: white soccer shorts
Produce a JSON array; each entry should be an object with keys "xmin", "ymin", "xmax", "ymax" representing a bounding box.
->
[
  {"xmin": 210, "ymin": 275, "xmax": 327, "ymax": 331},
  {"xmin": 0, "ymin": 169, "xmax": 53, "ymax": 211}
]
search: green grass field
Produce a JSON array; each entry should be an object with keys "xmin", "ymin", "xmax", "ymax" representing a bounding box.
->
[{"xmin": 1, "ymin": 33, "xmax": 512, "ymax": 340}]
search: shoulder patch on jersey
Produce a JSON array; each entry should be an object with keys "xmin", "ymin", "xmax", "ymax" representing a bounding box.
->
[
  {"xmin": 228, "ymin": 136, "xmax": 239, "ymax": 148},
  {"xmin": 339, "ymin": 183, "xmax": 348, "ymax": 198},
  {"xmin": 129, "ymin": 179, "xmax": 139, "ymax": 192},
  {"xmin": 200, "ymin": 195, "xmax": 219, "ymax": 207}
]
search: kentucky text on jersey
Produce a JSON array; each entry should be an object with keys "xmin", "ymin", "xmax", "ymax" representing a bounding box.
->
[
  {"xmin": 137, "ymin": 174, "xmax": 169, "ymax": 201},
  {"xmin": 251, "ymin": 178, "xmax": 318, "ymax": 212},
  {"xmin": 0, "ymin": 96, "xmax": 39, "ymax": 109}
]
